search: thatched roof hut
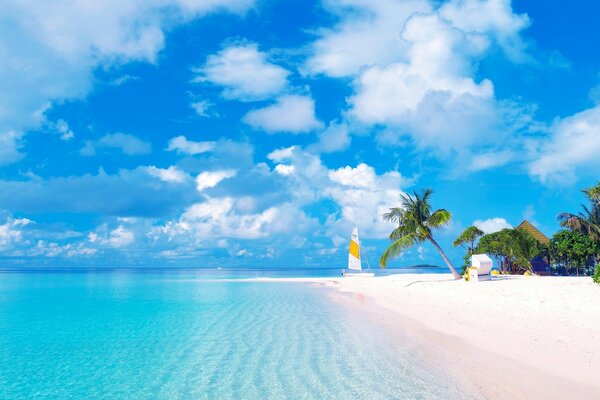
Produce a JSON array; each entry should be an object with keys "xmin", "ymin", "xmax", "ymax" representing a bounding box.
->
[{"xmin": 516, "ymin": 220, "xmax": 549, "ymax": 244}]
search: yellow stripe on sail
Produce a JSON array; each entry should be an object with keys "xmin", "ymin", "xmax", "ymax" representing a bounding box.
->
[{"xmin": 349, "ymin": 240, "xmax": 360, "ymax": 259}]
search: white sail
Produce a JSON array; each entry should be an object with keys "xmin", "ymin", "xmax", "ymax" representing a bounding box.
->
[{"xmin": 347, "ymin": 226, "xmax": 362, "ymax": 271}]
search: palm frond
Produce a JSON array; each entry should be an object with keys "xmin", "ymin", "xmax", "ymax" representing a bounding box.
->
[
  {"xmin": 379, "ymin": 234, "xmax": 416, "ymax": 268},
  {"xmin": 428, "ymin": 209, "xmax": 452, "ymax": 228}
]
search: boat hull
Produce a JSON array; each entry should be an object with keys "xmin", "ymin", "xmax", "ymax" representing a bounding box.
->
[{"xmin": 342, "ymin": 272, "xmax": 375, "ymax": 277}]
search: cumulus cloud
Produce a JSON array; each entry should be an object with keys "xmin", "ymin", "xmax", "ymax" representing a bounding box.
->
[
  {"xmin": 166, "ymin": 135, "xmax": 215, "ymax": 155},
  {"xmin": 0, "ymin": 0, "xmax": 254, "ymax": 164},
  {"xmin": 33, "ymin": 240, "xmax": 97, "ymax": 257},
  {"xmin": 194, "ymin": 42, "xmax": 289, "ymax": 101},
  {"xmin": 243, "ymin": 95, "xmax": 322, "ymax": 133},
  {"xmin": 195, "ymin": 170, "xmax": 237, "ymax": 191},
  {"xmin": 310, "ymin": 122, "xmax": 351, "ymax": 153},
  {"xmin": 81, "ymin": 133, "xmax": 151, "ymax": 156},
  {"xmin": 89, "ymin": 225, "xmax": 135, "ymax": 248},
  {"xmin": 266, "ymin": 146, "xmax": 409, "ymax": 238},
  {"xmin": 0, "ymin": 218, "xmax": 32, "ymax": 248},
  {"xmin": 324, "ymin": 164, "xmax": 408, "ymax": 238},
  {"xmin": 155, "ymin": 198, "xmax": 318, "ymax": 241},
  {"xmin": 306, "ymin": 0, "xmax": 532, "ymax": 170},
  {"xmin": 474, "ymin": 217, "xmax": 512, "ymax": 233},
  {"xmin": 145, "ymin": 166, "xmax": 188, "ymax": 183},
  {"xmin": 328, "ymin": 163, "xmax": 377, "ymax": 188},
  {"xmin": 528, "ymin": 105, "xmax": 600, "ymax": 184},
  {"xmin": 304, "ymin": 0, "xmax": 432, "ymax": 77},
  {"xmin": 439, "ymin": 0, "xmax": 531, "ymax": 62}
]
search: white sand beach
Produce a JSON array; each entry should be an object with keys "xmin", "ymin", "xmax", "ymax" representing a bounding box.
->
[{"xmin": 259, "ymin": 274, "xmax": 600, "ymax": 399}]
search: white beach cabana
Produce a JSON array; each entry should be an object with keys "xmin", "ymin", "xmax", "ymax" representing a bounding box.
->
[{"xmin": 471, "ymin": 254, "xmax": 493, "ymax": 275}]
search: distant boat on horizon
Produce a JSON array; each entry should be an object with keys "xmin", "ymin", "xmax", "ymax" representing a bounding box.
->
[{"xmin": 342, "ymin": 226, "xmax": 374, "ymax": 277}]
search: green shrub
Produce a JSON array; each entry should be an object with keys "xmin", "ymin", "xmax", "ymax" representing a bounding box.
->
[{"xmin": 593, "ymin": 265, "xmax": 600, "ymax": 285}]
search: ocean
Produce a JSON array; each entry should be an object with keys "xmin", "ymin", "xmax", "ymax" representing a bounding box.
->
[{"xmin": 0, "ymin": 269, "xmax": 461, "ymax": 399}]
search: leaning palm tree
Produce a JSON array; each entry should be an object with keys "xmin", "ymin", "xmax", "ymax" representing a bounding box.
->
[
  {"xmin": 558, "ymin": 183, "xmax": 600, "ymax": 248},
  {"xmin": 380, "ymin": 188, "xmax": 461, "ymax": 279}
]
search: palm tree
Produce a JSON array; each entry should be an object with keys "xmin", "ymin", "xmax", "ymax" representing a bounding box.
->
[
  {"xmin": 558, "ymin": 183, "xmax": 600, "ymax": 261},
  {"xmin": 380, "ymin": 188, "xmax": 461, "ymax": 279},
  {"xmin": 453, "ymin": 226, "xmax": 484, "ymax": 273}
]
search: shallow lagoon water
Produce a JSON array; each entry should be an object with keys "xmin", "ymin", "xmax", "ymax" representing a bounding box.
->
[{"xmin": 0, "ymin": 270, "xmax": 461, "ymax": 399}]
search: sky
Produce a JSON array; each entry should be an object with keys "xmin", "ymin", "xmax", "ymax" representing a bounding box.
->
[{"xmin": 0, "ymin": 0, "xmax": 599, "ymax": 269}]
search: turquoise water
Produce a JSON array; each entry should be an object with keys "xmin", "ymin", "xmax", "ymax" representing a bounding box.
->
[{"xmin": 0, "ymin": 271, "xmax": 461, "ymax": 399}]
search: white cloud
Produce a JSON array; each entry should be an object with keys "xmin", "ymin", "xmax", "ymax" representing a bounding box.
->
[
  {"xmin": 304, "ymin": 0, "xmax": 432, "ymax": 77},
  {"xmin": 195, "ymin": 170, "xmax": 237, "ymax": 191},
  {"xmin": 267, "ymin": 146, "xmax": 297, "ymax": 162},
  {"xmin": 89, "ymin": 225, "xmax": 135, "ymax": 248},
  {"xmin": 34, "ymin": 240, "xmax": 97, "ymax": 257},
  {"xmin": 274, "ymin": 164, "xmax": 296, "ymax": 176},
  {"xmin": 324, "ymin": 164, "xmax": 408, "ymax": 238},
  {"xmin": 55, "ymin": 119, "xmax": 75, "ymax": 140},
  {"xmin": 156, "ymin": 198, "xmax": 317, "ymax": 241},
  {"xmin": 194, "ymin": 42, "xmax": 289, "ymax": 101},
  {"xmin": 81, "ymin": 133, "xmax": 151, "ymax": 156},
  {"xmin": 0, "ymin": 166, "xmax": 196, "ymax": 217},
  {"xmin": 474, "ymin": 217, "xmax": 512, "ymax": 234},
  {"xmin": 439, "ymin": 0, "xmax": 531, "ymax": 62},
  {"xmin": 190, "ymin": 100, "xmax": 213, "ymax": 117},
  {"xmin": 349, "ymin": 13, "xmax": 493, "ymax": 125},
  {"xmin": 306, "ymin": 0, "xmax": 532, "ymax": 170},
  {"xmin": 0, "ymin": 217, "xmax": 32, "ymax": 248},
  {"xmin": 0, "ymin": 131, "xmax": 25, "ymax": 165},
  {"xmin": 265, "ymin": 146, "xmax": 409, "ymax": 238},
  {"xmin": 468, "ymin": 150, "xmax": 515, "ymax": 172},
  {"xmin": 0, "ymin": 0, "xmax": 254, "ymax": 164},
  {"xmin": 243, "ymin": 95, "xmax": 322, "ymax": 133},
  {"xmin": 166, "ymin": 135, "xmax": 215, "ymax": 155},
  {"xmin": 528, "ymin": 105, "xmax": 600, "ymax": 184},
  {"xmin": 145, "ymin": 166, "xmax": 188, "ymax": 183},
  {"xmin": 310, "ymin": 122, "xmax": 351, "ymax": 153},
  {"xmin": 328, "ymin": 163, "xmax": 377, "ymax": 188}
]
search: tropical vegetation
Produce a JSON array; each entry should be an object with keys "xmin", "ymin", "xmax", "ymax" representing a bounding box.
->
[
  {"xmin": 558, "ymin": 182, "xmax": 600, "ymax": 260},
  {"xmin": 549, "ymin": 230, "xmax": 598, "ymax": 276},
  {"xmin": 379, "ymin": 188, "xmax": 461, "ymax": 279},
  {"xmin": 557, "ymin": 182, "xmax": 600, "ymax": 283},
  {"xmin": 474, "ymin": 228, "xmax": 542, "ymax": 274},
  {"xmin": 593, "ymin": 265, "xmax": 600, "ymax": 285},
  {"xmin": 453, "ymin": 226, "xmax": 484, "ymax": 274}
]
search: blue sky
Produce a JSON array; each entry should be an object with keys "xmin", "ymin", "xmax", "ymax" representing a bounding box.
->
[{"xmin": 0, "ymin": 0, "xmax": 599, "ymax": 269}]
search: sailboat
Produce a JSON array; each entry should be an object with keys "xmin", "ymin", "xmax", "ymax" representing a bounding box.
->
[{"xmin": 342, "ymin": 226, "xmax": 374, "ymax": 277}]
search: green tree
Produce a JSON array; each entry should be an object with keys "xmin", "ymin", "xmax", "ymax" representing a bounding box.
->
[
  {"xmin": 476, "ymin": 228, "xmax": 541, "ymax": 274},
  {"xmin": 593, "ymin": 265, "xmax": 600, "ymax": 285},
  {"xmin": 453, "ymin": 226, "xmax": 484, "ymax": 273},
  {"xmin": 558, "ymin": 182, "xmax": 600, "ymax": 263},
  {"xmin": 475, "ymin": 229, "xmax": 513, "ymax": 273},
  {"xmin": 550, "ymin": 230, "xmax": 598, "ymax": 276},
  {"xmin": 380, "ymin": 188, "xmax": 461, "ymax": 279},
  {"xmin": 510, "ymin": 228, "xmax": 541, "ymax": 273}
]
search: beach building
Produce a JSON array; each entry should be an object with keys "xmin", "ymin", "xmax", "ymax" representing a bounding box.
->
[{"xmin": 516, "ymin": 220, "xmax": 550, "ymax": 275}]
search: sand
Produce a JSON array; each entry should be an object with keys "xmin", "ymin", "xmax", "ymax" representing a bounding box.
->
[
  {"xmin": 333, "ymin": 274, "xmax": 600, "ymax": 399},
  {"xmin": 256, "ymin": 274, "xmax": 600, "ymax": 399}
]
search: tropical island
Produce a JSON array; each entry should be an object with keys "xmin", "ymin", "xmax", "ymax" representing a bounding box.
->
[{"xmin": 378, "ymin": 181, "xmax": 600, "ymax": 284}]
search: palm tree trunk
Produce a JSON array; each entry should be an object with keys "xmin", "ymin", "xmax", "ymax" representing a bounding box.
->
[{"xmin": 428, "ymin": 236, "xmax": 461, "ymax": 279}]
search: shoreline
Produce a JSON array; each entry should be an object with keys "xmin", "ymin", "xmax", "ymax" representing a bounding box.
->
[{"xmin": 253, "ymin": 274, "xmax": 600, "ymax": 399}]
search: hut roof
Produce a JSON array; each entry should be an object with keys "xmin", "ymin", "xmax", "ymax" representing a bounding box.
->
[{"xmin": 516, "ymin": 220, "xmax": 549, "ymax": 244}]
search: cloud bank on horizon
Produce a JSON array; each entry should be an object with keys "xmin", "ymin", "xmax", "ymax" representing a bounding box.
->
[{"xmin": 0, "ymin": 0, "xmax": 598, "ymax": 268}]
